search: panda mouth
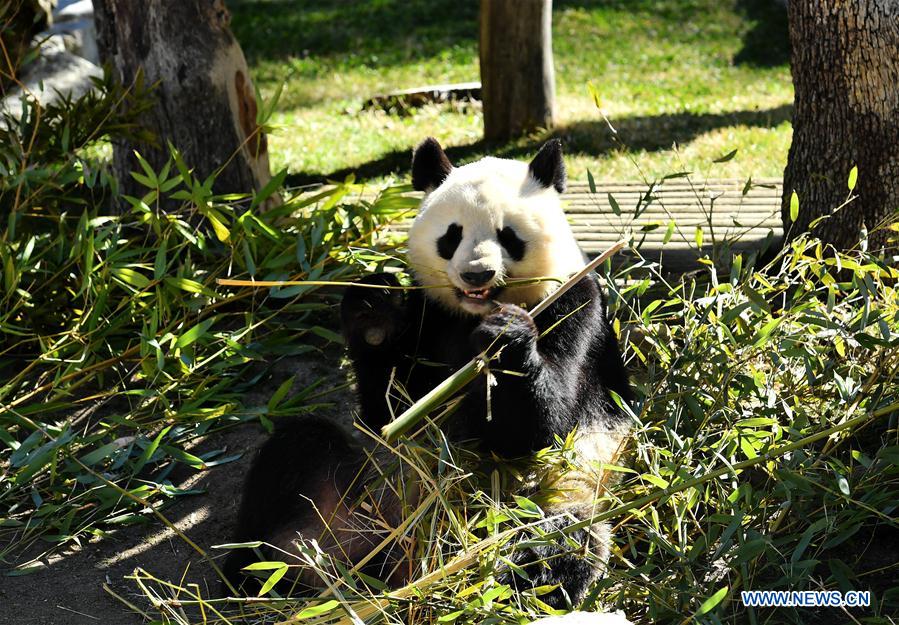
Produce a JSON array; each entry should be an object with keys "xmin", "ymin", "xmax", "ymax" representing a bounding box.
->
[{"xmin": 456, "ymin": 286, "xmax": 503, "ymax": 302}]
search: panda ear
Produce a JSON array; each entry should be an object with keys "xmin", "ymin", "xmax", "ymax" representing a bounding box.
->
[
  {"xmin": 528, "ymin": 139, "xmax": 567, "ymax": 193},
  {"xmin": 412, "ymin": 137, "xmax": 453, "ymax": 192}
]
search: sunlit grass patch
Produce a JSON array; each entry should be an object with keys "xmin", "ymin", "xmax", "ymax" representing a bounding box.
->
[{"xmin": 230, "ymin": 0, "xmax": 793, "ymax": 184}]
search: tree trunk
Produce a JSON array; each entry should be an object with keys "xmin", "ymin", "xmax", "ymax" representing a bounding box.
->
[
  {"xmin": 783, "ymin": 1, "xmax": 899, "ymax": 252},
  {"xmin": 479, "ymin": 0, "xmax": 555, "ymax": 141},
  {"xmin": 93, "ymin": 0, "xmax": 274, "ymax": 207}
]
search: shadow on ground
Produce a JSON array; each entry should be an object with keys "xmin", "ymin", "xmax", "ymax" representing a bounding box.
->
[
  {"xmin": 733, "ymin": 0, "xmax": 790, "ymax": 67},
  {"xmin": 286, "ymin": 104, "xmax": 793, "ymax": 186},
  {"xmin": 0, "ymin": 354, "xmax": 354, "ymax": 625},
  {"xmin": 227, "ymin": 0, "xmax": 478, "ymax": 66}
]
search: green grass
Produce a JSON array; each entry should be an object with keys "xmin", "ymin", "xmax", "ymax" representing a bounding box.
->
[{"xmin": 228, "ymin": 0, "xmax": 793, "ymax": 184}]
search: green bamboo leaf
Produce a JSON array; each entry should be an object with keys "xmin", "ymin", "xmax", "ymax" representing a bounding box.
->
[
  {"xmin": 663, "ymin": 219, "xmax": 675, "ymax": 244},
  {"xmin": 160, "ymin": 445, "xmax": 206, "ymax": 469},
  {"xmin": 214, "ymin": 541, "xmax": 263, "ymax": 549},
  {"xmin": 251, "ymin": 168, "xmax": 288, "ymax": 210},
  {"xmin": 289, "ymin": 600, "xmax": 341, "ymax": 620},
  {"xmin": 112, "ymin": 267, "xmax": 151, "ymax": 290},
  {"xmin": 153, "ymin": 239, "xmax": 167, "ymax": 279},
  {"xmin": 132, "ymin": 150, "xmax": 158, "ymax": 185},
  {"xmin": 694, "ymin": 225, "xmax": 703, "ymax": 248},
  {"xmin": 79, "ymin": 442, "xmax": 118, "ymax": 466},
  {"xmin": 206, "ymin": 212, "xmax": 230, "ymax": 243},
  {"xmin": 129, "ymin": 171, "xmax": 155, "ymax": 189},
  {"xmin": 607, "ymin": 192, "xmax": 621, "ymax": 216},
  {"xmin": 310, "ymin": 326, "xmax": 344, "ymax": 344},
  {"xmin": 133, "ymin": 426, "xmax": 172, "ymax": 475},
  {"xmin": 268, "ymin": 377, "xmax": 295, "ymax": 411},
  {"xmin": 164, "ymin": 277, "xmax": 215, "ymax": 298},
  {"xmin": 587, "ymin": 170, "xmax": 596, "ymax": 194},
  {"xmin": 847, "ymin": 165, "xmax": 858, "ymax": 191},
  {"xmin": 753, "ymin": 317, "xmax": 782, "ymax": 346},
  {"xmin": 792, "ymin": 519, "xmax": 826, "ymax": 563},
  {"xmin": 175, "ymin": 319, "xmax": 214, "ymax": 349},
  {"xmin": 790, "ymin": 191, "xmax": 799, "ymax": 222},
  {"xmin": 694, "ymin": 586, "xmax": 728, "ymax": 616},
  {"xmin": 713, "ymin": 148, "xmax": 737, "ymax": 163},
  {"xmin": 258, "ymin": 564, "xmax": 289, "ymax": 596},
  {"xmin": 243, "ymin": 561, "xmax": 288, "ymax": 571}
]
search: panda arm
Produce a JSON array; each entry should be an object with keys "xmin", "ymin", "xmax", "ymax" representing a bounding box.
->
[
  {"xmin": 471, "ymin": 278, "xmax": 608, "ymax": 455},
  {"xmin": 341, "ymin": 274, "xmax": 422, "ymax": 430}
]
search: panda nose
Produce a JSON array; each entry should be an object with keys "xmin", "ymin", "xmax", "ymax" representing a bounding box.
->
[{"xmin": 461, "ymin": 270, "xmax": 495, "ymax": 287}]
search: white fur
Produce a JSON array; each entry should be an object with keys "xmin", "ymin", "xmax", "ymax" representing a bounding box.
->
[{"xmin": 407, "ymin": 156, "xmax": 586, "ymax": 315}]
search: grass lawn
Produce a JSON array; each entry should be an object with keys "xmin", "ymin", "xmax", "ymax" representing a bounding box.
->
[{"xmin": 228, "ymin": 0, "xmax": 794, "ymax": 185}]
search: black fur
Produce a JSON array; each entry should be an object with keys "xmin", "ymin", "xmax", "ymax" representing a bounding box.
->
[
  {"xmin": 338, "ymin": 273, "xmax": 630, "ymax": 606},
  {"xmin": 343, "ymin": 273, "xmax": 630, "ymax": 455},
  {"xmin": 222, "ymin": 418, "xmax": 361, "ymax": 594},
  {"xmin": 528, "ymin": 139, "xmax": 567, "ymax": 193},
  {"xmin": 223, "ymin": 415, "xmax": 414, "ymax": 594},
  {"xmin": 412, "ymin": 137, "xmax": 453, "ymax": 192},
  {"xmin": 497, "ymin": 226, "xmax": 526, "ymax": 261},
  {"xmin": 225, "ymin": 272, "xmax": 630, "ymax": 602},
  {"xmin": 437, "ymin": 223, "xmax": 463, "ymax": 260}
]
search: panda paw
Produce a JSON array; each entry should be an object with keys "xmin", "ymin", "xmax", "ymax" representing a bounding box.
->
[
  {"xmin": 341, "ymin": 274, "xmax": 407, "ymax": 349},
  {"xmin": 471, "ymin": 303, "xmax": 538, "ymax": 362}
]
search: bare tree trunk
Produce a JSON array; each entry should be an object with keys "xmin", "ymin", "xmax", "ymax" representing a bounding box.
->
[
  {"xmin": 479, "ymin": 0, "xmax": 555, "ymax": 141},
  {"xmin": 93, "ymin": 0, "xmax": 274, "ymax": 207},
  {"xmin": 783, "ymin": 0, "xmax": 899, "ymax": 252}
]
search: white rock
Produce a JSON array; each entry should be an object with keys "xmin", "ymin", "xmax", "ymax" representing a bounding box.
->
[
  {"xmin": 1, "ymin": 40, "xmax": 102, "ymax": 120},
  {"xmin": 47, "ymin": 17, "xmax": 99, "ymax": 64},
  {"xmin": 528, "ymin": 611, "xmax": 634, "ymax": 625},
  {"xmin": 55, "ymin": 0, "xmax": 93, "ymax": 22}
]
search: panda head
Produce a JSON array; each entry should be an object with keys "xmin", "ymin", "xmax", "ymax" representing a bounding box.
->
[{"xmin": 407, "ymin": 138, "xmax": 586, "ymax": 316}]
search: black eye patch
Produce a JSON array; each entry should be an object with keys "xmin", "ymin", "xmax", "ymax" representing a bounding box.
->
[
  {"xmin": 497, "ymin": 226, "xmax": 525, "ymax": 261},
  {"xmin": 437, "ymin": 223, "xmax": 463, "ymax": 260}
]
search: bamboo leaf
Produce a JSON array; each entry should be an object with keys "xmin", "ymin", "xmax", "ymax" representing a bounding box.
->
[
  {"xmin": 694, "ymin": 586, "xmax": 728, "ymax": 616},
  {"xmin": 175, "ymin": 319, "xmax": 214, "ymax": 349},
  {"xmin": 663, "ymin": 219, "xmax": 675, "ymax": 244},
  {"xmin": 288, "ymin": 599, "xmax": 341, "ymax": 620},
  {"xmin": 607, "ymin": 192, "xmax": 621, "ymax": 216},
  {"xmin": 713, "ymin": 149, "xmax": 737, "ymax": 163},
  {"xmin": 258, "ymin": 564, "xmax": 289, "ymax": 596},
  {"xmin": 251, "ymin": 168, "xmax": 288, "ymax": 210},
  {"xmin": 112, "ymin": 267, "xmax": 150, "ymax": 290}
]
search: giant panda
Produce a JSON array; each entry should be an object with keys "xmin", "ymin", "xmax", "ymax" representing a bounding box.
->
[{"xmin": 223, "ymin": 138, "xmax": 632, "ymax": 607}]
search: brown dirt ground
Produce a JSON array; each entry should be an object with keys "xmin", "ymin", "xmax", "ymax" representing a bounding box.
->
[{"xmin": 0, "ymin": 354, "xmax": 355, "ymax": 625}]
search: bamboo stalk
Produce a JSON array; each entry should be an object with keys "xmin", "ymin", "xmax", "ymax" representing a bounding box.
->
[
  {"xmin": 216, "ymin": 277, "xmax": 559, "ymax": 290},
  {"xmin": 381, "ymin": 241, "xmax": 627, "ymax": 442}
]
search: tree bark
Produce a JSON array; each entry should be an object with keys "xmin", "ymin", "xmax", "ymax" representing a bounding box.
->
[
  {"xmin": 479, "ymin": 0, "xmax": 555, "ymax": 141},
  {"xmin": 93, "ymin": 0, "xmax": 274, "ymax": 207},
  {"xmin": 783, "ymin": 1, "xmax": 899, "ymax": 252}
]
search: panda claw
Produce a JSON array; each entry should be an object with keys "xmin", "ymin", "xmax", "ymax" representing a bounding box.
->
[
  {"xmin": 364, "ymin": 326, "xmax": 387, "ymax": 346},
  {"xmin": 471, "ymin": 303, "xmax": 538, "ymax": 359}
]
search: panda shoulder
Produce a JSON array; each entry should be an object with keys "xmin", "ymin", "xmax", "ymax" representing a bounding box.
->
[{"xmin": 552, "ymin": 272, "xmax": 605, "ymax": 312}]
